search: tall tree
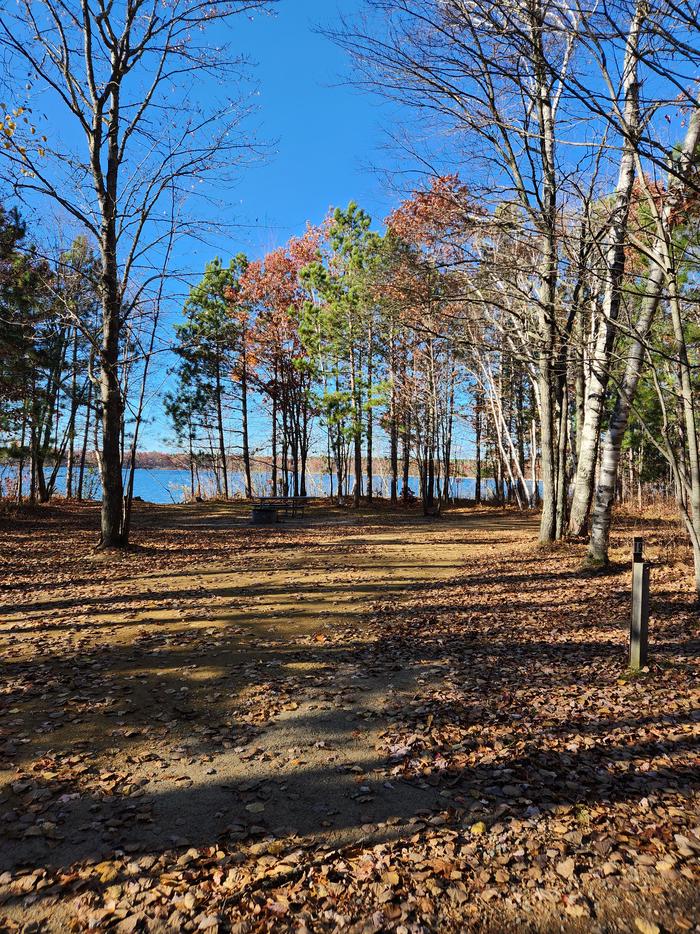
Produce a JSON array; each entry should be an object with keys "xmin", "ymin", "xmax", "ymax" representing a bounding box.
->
[
  {"xmin": 301, "ymin": 204, "xmax": 381, "ymax": 506},
  {"xmin": 0, "ymin": 0, "xmax": 271, "ymax": 544},
  {"xmin": 172, "ymin": 257, "xmax": 249, "ymax": 500},
  {"xmin": 243, "ymin": 230, "xmax": 320, "ymax": 497},
  {"xmin": 567, "ymin": 0, "xmax": 649, "ymax": 535}
]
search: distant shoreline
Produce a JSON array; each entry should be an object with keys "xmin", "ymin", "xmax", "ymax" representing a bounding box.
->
[
  {"xmin": 0, "ymin": 454, "xmax": 480, "ymax": 474},
  {"xmin": 0, "ymin": 462, "xmax": 485, "ymax": 482}
]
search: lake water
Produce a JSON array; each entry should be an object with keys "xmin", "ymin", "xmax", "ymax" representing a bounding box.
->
[{"xmin": 0, "ymin": 465, "xmax": 534, "ymax": 504}]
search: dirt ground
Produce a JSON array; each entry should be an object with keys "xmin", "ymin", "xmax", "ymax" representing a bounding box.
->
[{"xmin": 0, "ymin": 500, "xmax": 698, "ymax": 933}]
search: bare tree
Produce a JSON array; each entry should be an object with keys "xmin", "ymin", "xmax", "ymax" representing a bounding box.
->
[
  {"xmin": 0, "ymin": 0, "xmax": 272, "ymax": 546},
  {"xmin": 567, "ymin": 0, "xmax": 649, "ymax": 536},
  {"xmin": 332, "ymin": 0, "xmax": 600, "ymax": 542},
  {"xmin": 587, "ymin": 107, "xmax": 700, "ymax": 566}
]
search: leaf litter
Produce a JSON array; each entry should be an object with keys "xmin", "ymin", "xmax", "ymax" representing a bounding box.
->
[{"xmin": 0, "ymin": 500, "xmax": 698, "ymax": 932}]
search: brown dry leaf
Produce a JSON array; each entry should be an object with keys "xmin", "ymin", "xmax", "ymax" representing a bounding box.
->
[
  {"xmin": 556, "ymin": 859, "xmax": 576, "ymax": 880},
  {"xmin": 634, "ymin": 920, "xmax": 660, "ymax": 934}
]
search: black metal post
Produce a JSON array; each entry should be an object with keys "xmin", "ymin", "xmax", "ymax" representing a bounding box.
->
[{"xmin": 630, "ymin": 537, "xmax": 650, "ymax": 669}]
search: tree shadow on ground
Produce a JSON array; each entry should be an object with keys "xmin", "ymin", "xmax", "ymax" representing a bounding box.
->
[
  {"xmin": 1, "ymin": 501, "xmax": 697, "ymax": 930},
  {"xmin": 2, "ymin": 610, "xmax": 697, "ymax": 874}
]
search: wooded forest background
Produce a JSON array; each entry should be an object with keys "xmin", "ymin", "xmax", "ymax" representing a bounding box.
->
[{"xmin": 1, "ymin": 0, "xmax": 699, "ymax": 593}]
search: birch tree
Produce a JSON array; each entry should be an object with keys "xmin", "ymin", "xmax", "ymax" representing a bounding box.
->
[
  {"xmin": 587, "ymin": 106, "xmax": 700, "ymax": 565},
  {"xmin": 333, "ymin": 0, "xmax": 586, "ymax": 541},
  {"xmin": 567, "ymin": 0, "xmax": 649, "ymax": 535}
]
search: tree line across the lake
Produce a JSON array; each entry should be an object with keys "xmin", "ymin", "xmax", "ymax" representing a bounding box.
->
[{"xmin": 0, "ymin": 1, "xmax": 699, "ymax": 597}]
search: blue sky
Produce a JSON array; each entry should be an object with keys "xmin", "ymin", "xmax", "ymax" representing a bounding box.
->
[
  {"xmin": 190, "ymin": 0, "xmax": 397, "ymax": 265},
  {"xmin": 143, "ymin": 0, "xmax": 405, "ymax": 449}
]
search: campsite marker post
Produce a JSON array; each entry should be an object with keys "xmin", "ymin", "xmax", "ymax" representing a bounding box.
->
[{"xmin": 630, "ymin": 536, "xmax": 650, "ymax": 670}]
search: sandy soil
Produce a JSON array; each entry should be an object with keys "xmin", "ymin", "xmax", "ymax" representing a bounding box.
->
[{"xmin": 0, "ymin": 500, "xmax": 698, "ymax": 933}]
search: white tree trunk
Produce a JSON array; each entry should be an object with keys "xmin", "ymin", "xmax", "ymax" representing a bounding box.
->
[
  {"xmin": 588, "ymin": 102, "xmax": 700, "ymax": 568},
  {"xmin": 587, "ymin": 263, "xmax": 664, "ymax": 563},
  {"xmin": 568, "ymin": 1, "xmax": 646, "ymax": 536}
]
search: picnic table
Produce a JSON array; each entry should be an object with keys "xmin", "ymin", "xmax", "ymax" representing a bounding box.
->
[{"xmin": 250, "ymin": 495, "xmax": 309, "ymax": 525}]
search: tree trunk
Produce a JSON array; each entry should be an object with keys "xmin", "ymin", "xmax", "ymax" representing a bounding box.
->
[
  {"xmin": 574, "ymin": 340, "xmax": 585, "ymax": 470},
  {"xmin": 327, "ymin": 428, "xmax": 334, "ymax": 500},
  {"xmin": 555, "ymin": 380, "xmax": 569, "ymax": 538},
  {"xmin": 292, "ymin": 423, "xmax": 299, "ymax": 497},
  {"xmin": 96, "ymin": 73, "xmax": 127, "ymax": 546},
  {"xmin": 349, "ymin": 340, "xmax": 362, "ymax": 507},
  {"xmin": 426, "ymin": 446, "xmax": 435, "ymax": 511},
  {"xmin": 99, "ymin": 286, "xmax": 125, "ymax": 545},
  {"xmin": 17, "ymin": 402, "xmax": 27, "ymax": 503},
  {"xmin": 29, "ymin": 402, "xmax": 37, "ymax": 504},
  {"xmin": 335, "ymin": 428, "xmax": 343, "ymax": 500},
  {"xmin": 402, "ymin": 411, "xmax": 411, "ymax": 503},
  {"xmin": 532, "ymin": 4, "xmax": 559, "ymax": 543},
  {"xmin": 475, "ymin": 391, "xmax": 482, "ymax": 504},
  {"xmin": 389, "ymin": 328, "xmax": 398, "ymax": 504},
  {"xmin": 568, "ymin": 2, "xmax": 645, "ymax": 536},
  {"xmin": 271, "ymin": 370, "xmax": 278, "ymax": 495},
  {"xmin": 537, "ymin": 313, "xmax": 557, "ymax": 541},
  {"xmin": 66, "ymin": 327, "xmax": 79, "ymax": 498},
  {"xmin": 299, "ymin": 384, "xmax": 310, "ymax": 498},
  {"xmin": 667, "ymin": 273, "xmax": 700, "ymax": 594},
  {"xmin": 241, "ymin": 342, "xmax": 252, "ymax": 498},
  {"xmin": 215, "ymin": 360, "xmax": 229, "ymax": 499},
  {"xmin": 530, "ymin": 418, "xmax": 538, "ymax": 506},
  {"xmin": 189, "ymin": 425, "xmax": 195, "ymax": 500},
  {"xmin": 390, "ymin": 397, "xmax": 398, "ymax": 504},
  {"xmin": 587, "ymin": 263, "xmax": 663, "ymax": 563},
  {"xmin": 367, "ymin": 320, "xmax": 373, "ymax": 501},
  {"xmin": 493, "ymin": 447, "xmax": 504, "ymax": 506},
  {"xmin": 78, "ymin": 378, "xmax": 93, "ymax": 501},
  {"xmin": 442, "ymin": 373, "xmax": 454, "ymax": 503},
  {"xmin": 587, "ymin": 94, "xmax": 700, "ymax": 564}
]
